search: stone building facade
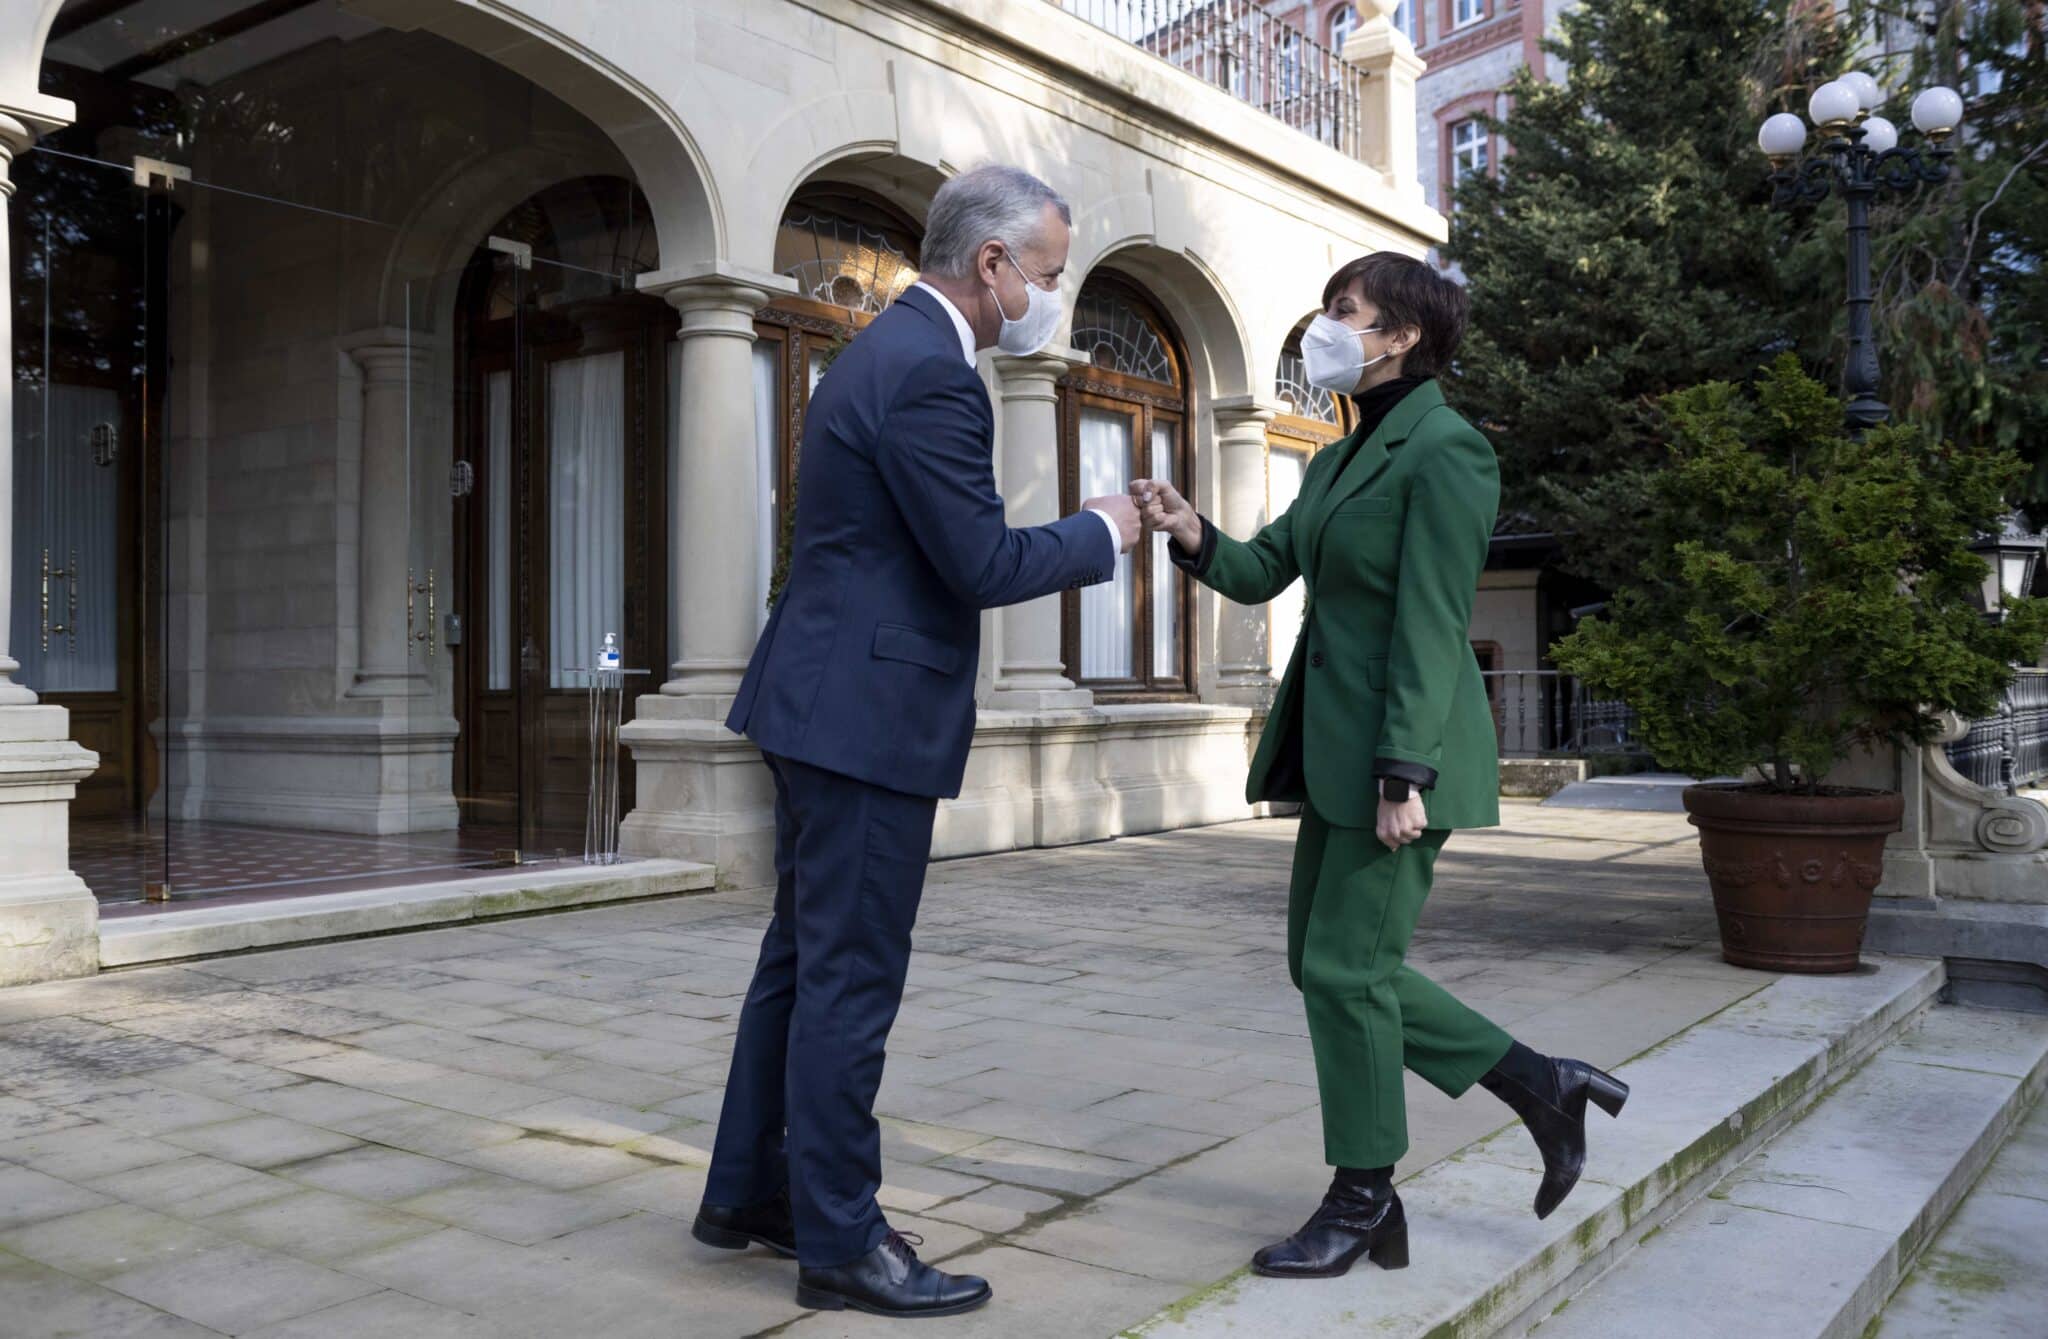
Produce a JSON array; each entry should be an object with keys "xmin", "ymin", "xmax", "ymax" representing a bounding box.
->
[{"xmin": 0, "ymin": 0, "xmax": 1442, "ymax": 984}]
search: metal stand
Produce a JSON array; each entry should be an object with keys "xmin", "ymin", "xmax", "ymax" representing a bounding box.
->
[{"xmin": 566, "ymin": 667, "xmax": 649, "ymax": 865}]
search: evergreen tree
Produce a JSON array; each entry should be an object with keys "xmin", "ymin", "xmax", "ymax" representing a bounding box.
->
[
  {"xmin": 1452, "ymin": 0, "xmax": 2048, "ymax": 592},
  {"xmin": 1813, "ymin": 0, "xmax": 2048, "ymax": 512},
  {"xmin": 1444, "ymin": 0, "xmax": 1810, "ymax": 592}
]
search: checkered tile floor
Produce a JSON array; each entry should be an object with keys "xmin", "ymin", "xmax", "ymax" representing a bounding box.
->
[{"xmin": 69, "ymin": 820, "xmax": 581, "ymax": 910}]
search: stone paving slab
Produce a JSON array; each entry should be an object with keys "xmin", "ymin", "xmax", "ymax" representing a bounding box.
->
[
  {"xmin": 0, "ymin": 806, "xmax": 1761, "ymax": 1337},
  {"xmin": 1535, "ymin": 1006, "xmax": 2048, "ymax": 1339},
  {"xmin": 1873, "ymin": 1087, "xmax": 2048, "ymax": 1338}
]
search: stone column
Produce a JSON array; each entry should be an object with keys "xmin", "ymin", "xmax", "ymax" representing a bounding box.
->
[
  {"xmin": 0, "ymin": 113, "xmax": 31, "ymax": 709},
  {"xmin": 341, "ymin": 336, "xmax": 427, "ymax": 700},
  {"xmin": 619, "ymin": 262, "xmax": 794, "ymax": 889},
  {"xmin": 1346, "ymin": 2, "xmax": 1429, "ymax": 203},
  {"xmin": 654, "ymin": 266, "xmax": 785, "ymax": 711},
  {"xmin": 0, "ymin": 110, "xmax": 101, "ymax": 984},
  {"xmin": 1210, "ymin": 396, "xmax": 1281, "ymax": 704},
  {"xmin": 989, "ymin": 348, "xmax": 1091, "ymax": 710}
]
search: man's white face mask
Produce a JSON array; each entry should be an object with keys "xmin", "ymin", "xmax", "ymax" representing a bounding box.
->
[
  {"xmin": 1300, "ymin": 312, "xmax": 1392, "ymax": 394},
  {"xmin": 989, "ymin": 249, "xmax": 1064, "ymax": 356}
]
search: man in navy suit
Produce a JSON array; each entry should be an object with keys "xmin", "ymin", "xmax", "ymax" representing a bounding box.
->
[{"xmin": 692, "ymin": 164, "xmax": 1140, "ymax": 1318}]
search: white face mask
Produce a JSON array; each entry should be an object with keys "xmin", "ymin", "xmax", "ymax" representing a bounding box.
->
[
  {"xmin": 988, "ymin": 250, "xmax": 1064, "ymax": 356},
  {"xmin": 1300, "ymin": 313, "xmax": 1391, "ymax": 394}
]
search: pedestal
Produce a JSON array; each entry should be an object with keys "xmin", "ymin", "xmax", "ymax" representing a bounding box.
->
[{"xmin": 0, "ymin": 707, "xmax": 100, "ymax": 986}]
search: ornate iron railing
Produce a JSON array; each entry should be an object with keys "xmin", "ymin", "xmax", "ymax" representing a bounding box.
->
[
  {"xmin": 1482, "ymin": 670, "xmax": 1647, "ymax": 759},
  {"xmin": 1059, "ymin": 1, "xmax": 1367, "ymax": 160},
  {"xmin": 1946, "ymin": 668, "xmax": 2048, "ymax": 795}
]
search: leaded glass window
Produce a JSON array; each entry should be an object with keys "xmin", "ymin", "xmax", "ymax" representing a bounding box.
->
[{"xmin": 1071, "ymin": 287, "xmax": 1178, "ymax": 386}]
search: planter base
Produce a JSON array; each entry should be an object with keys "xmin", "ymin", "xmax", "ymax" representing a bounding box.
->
[{"xmin": 1683, "ymin": 784, "xmax": 1906, "ymax": 974}]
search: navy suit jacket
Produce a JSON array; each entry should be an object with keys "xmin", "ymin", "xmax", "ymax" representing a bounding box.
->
[{"xmin": 727, "ymin": 286, "xmax": 1116, "ymax": 799}]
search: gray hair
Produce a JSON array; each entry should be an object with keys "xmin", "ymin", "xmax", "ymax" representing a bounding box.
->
[{"xmin": 920, "ymin": 164, "xmax": 1071, "ymax": 279}]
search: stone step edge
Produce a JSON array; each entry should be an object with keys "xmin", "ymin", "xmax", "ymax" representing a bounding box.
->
[
  {"xmin": 1533, "ymin": 1010, "xmax": 2048, "ymax": 1339},
  {"xmin": 96, "ymin": 857, "xmax": 718, "ymax": 968},
  {"xmin": 1125, "ymin": 956, "xmax": 1947, "ymax": 1339},
  {"xmin": 1472, "ymin": 960, "xmax": 1951, "ymax": 1339}
]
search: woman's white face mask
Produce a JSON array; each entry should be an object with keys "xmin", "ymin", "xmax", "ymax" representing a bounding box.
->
[{"xmin": 1300, "ymin": 312, "xmax": 1392, "ymax": 394}]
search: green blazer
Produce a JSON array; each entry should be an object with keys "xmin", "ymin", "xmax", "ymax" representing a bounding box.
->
[{"xmin": 1189, "ymin": 380, "xmax": 1501, "ymax": 831}]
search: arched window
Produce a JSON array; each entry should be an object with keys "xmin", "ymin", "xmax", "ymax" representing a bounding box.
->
[
  {"xmin": 1267, "ymin": 322, "xmax": 1355, "ymax": 668},
  {"xmin": 1328, "ymin": 3, "xmax": 1358, "ymax": 49},
  {"xmin": 1060, "ymin": 276, "xmax": 1193, "ymax": 697},
  {"xmin": 753, "ymin": 187, "xmax": 923, "ymax": 614}
]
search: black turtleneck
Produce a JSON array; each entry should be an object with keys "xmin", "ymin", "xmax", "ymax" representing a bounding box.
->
[{"xmin": 1346, "ymin": 373, "xmax": 1429, "ymax": 447}]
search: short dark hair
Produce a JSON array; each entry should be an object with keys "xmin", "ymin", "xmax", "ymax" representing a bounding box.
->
[{"xmin": 1319, "ymin": 252, "xmax": 1467, "ymax": 378}]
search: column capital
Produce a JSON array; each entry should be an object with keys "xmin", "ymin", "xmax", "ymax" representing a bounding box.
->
[
  {"xmin": 992, "ymin": 346, "xmax": 1086, "ymax": 401},
  {"xmin": 338, "ymin": 329, "xmax": 426, "ymax": 383},
  {"xmin": 0, "ymin": 112, "xmax": 32, "ymax": 199},
  {"xmin": 1211, "ymin": 395, "xmax": 1286, "ymax": 437},
  {"xmin": 639, "ymin": 261, "xmax": 797, "ymax": 317}
]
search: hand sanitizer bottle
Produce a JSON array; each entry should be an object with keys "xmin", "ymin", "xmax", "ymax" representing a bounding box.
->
[{"xmin": 598, "ymin": 632, "xmax": 621, "ymax": 671}]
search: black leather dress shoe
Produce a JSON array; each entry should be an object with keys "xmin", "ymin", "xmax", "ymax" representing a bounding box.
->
[
  {"xmin": 1479, "ymin": 1040, "xmax": 1631, "ymax": 1220},
  {"xmin": 796, "ymin": 1231, "xmax": 991, "ymax": 1318},
  {"xmin": 691, "ymin": 1190, "xmax": 797, "ymax": 1258},
  {"xmin": 1251, "ymin": 1169, "xmax": 1409, "ymax": 1279}
]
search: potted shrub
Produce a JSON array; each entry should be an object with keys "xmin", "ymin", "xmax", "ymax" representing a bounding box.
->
[{"xmin": 1553, "ymin": 355, "xmax": 2048, "ymax": 972}]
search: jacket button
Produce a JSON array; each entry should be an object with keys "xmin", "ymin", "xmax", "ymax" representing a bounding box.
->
[{"xmin": 1310, "ymin": 652, "xmax": 1325, "ymax": 668}]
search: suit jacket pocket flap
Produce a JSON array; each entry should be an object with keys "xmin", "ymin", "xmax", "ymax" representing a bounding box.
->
[
  {"xmin": 873, "ymin": 623, "xmax": 960, "ymax": 675},
  {"xmin": 1333, "ymin": 495, "xmax": 1393, "ymax": 517}
]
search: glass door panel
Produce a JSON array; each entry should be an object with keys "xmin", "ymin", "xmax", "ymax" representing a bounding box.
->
[
  {"xmin": 1267, "ymin": 446, "xmax": 1311, "ymax": 672},
  {"xmin": 11, "ymin": 150, "xmax": 159, "ymax": 900},
  {"xmin": 1076, "ymin": 403, "xmax": 1139, "ymax": 683},
  {"xmin": 1149, "ymin": 415, "xmax": 1182, "ymax": 687}
]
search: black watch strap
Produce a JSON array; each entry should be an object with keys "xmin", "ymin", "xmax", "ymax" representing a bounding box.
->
[{"xmin": 1381, "ymin": 777, "xmax": 1411, "ymax": 803}]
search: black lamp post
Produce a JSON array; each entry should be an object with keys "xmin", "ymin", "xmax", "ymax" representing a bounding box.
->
[{"xmin": 1758, "ymin": 75, "xmax": 1964, "ymax": 431}]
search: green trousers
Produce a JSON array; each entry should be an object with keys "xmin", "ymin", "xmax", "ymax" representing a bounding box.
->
[{"xmin": 1290, "ymin": 805, "xmax": 1514, "ymax": 1169}]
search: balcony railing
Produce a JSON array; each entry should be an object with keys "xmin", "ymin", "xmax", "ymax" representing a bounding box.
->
[
  {"xmin": 1946, "ymin": 668, "xmax": 2048, "ymax": 795},
  {"xmin": 1059, "ymin": 1, "xmax": 1367, "ymax": 160},
  {"xmin": 1483, "ymin": 670, "xmax": 1647, "ymax": 759}
]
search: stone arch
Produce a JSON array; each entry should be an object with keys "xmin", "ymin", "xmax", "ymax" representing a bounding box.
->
[
  {"xmin": 357, "ymin": 0, "xmax": 719, "ymax": 266},
  {"xmin": 739, "ymin": 90, "xmax": 948, "ymax": 269},
  {"xmin": 377, "ymin": 135, "xmax": 638, "ymax": 333},
  {"xmin": 1073, "ymin": 238, "xmax": 1255, "ymax": 407}
]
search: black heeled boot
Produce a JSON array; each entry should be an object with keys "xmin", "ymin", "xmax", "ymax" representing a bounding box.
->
[
  {"xmin": 1479, "ymin": 1041, "xmax": 1630, "ymax": 1220},
  {"xmin": 1250, "ymin": 1166, "xmax": 1410, "ymax": 1279}
]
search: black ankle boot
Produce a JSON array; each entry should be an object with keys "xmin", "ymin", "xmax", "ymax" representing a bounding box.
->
[
  {"xmin": 1479, "ymin": 1041, "xmax": 1630, "ymax": 1220},
  {"xmin": 1250, "ymin": 1166, "xmax": 1410, "ymax": 1279}
]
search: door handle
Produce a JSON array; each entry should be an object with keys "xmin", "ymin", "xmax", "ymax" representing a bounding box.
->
[
  {"xmin": 407, "ymin": 568, "xmax": 438, "ymax": 660},
  {"xmin": 41, "ymin": 548, "xmax": 77, "ymax": 653}
]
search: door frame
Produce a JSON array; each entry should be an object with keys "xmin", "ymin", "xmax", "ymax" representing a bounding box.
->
[{"xmin": 451, "ymin": 255, "xmax": 675, "ymax": 846}]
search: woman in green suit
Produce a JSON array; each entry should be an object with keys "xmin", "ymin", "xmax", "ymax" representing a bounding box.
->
[{"xmin": 1133, "ymin": 253, "xmax": 1628, "ymax": 1279}]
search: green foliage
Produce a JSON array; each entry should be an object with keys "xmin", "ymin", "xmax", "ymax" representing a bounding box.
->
[
  {"xmin": 1552, "ymin": 356, "xmax": 2048, "ymax": 791},
  {"xmin": 1451, "ymin": 0, "xmax": 2048, "ymax": 586},
  {"xmin": 1795, "ymin": 0, "xmax": 2048, "ymax": 510},
  {"xmin": 1444, "ymin": 0, "xmax": 1805, "ymax": 591}
]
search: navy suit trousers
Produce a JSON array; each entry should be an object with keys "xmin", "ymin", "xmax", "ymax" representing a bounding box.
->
[{"xmin": 704, "ymin": 752, "xmax": 938, "ymax": 1267}]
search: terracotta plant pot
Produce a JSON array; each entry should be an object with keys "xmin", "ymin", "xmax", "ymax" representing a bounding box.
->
[{"xmin": 1680, "ymin": 784, "xmax": 1905, "ymax": 974}]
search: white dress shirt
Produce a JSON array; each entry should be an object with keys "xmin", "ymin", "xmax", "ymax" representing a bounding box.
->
[{"xmin": 912, "ymin": 281, "xmax": 1124, "ymax": 564}]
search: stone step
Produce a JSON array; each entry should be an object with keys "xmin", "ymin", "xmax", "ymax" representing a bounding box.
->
[
  {"xmin": 1532, "ymin": 1004, "xmax": 2048, "ymax": 1339},
  {"xmin": 1129, "ymin": 955, "xmax": 1946, "ymax": 1339},
  {"xmin": 97, "ymin": 857, "xmax": 717, "ymax": 966},
  {"xmin": 1871, "ymin": 1062, "xmax": 2048, "ymax": 1336}
]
